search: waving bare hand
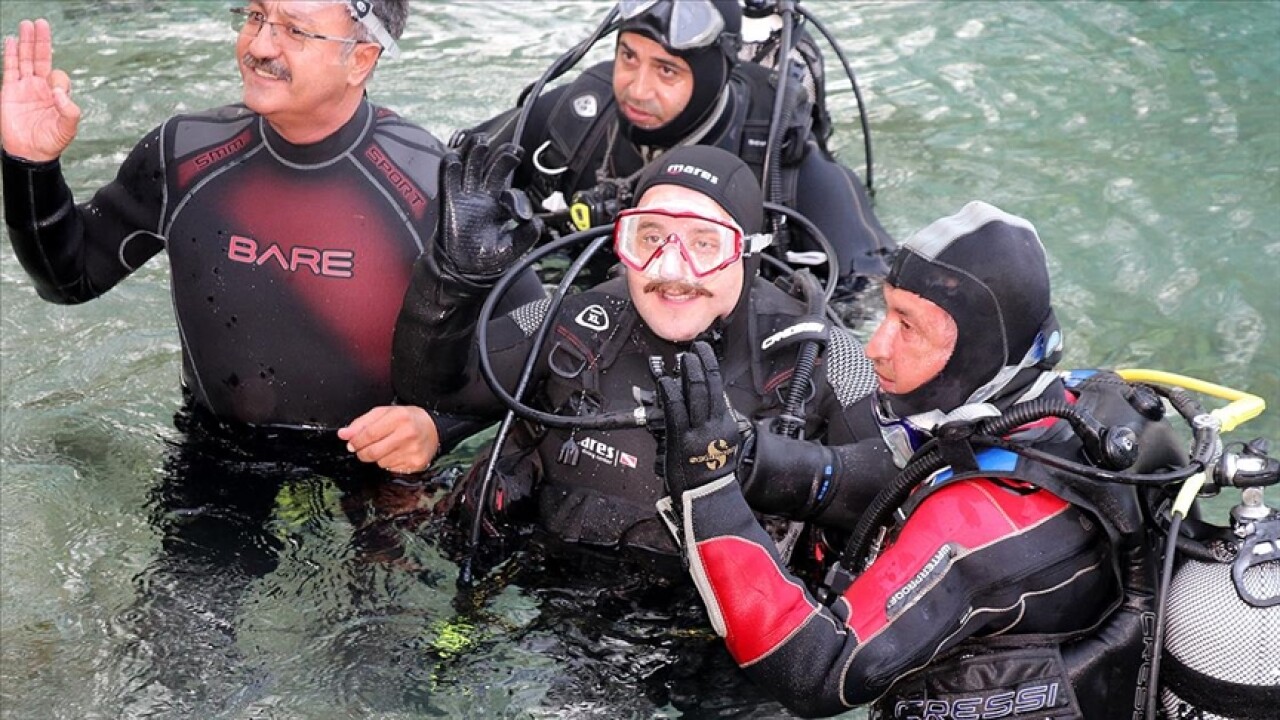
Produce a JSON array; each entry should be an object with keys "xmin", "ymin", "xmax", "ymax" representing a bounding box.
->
[{"xmin": 2, "ymin": 19, "xmax": 80, "ymax": 162}]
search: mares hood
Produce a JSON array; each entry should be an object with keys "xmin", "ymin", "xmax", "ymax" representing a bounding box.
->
[
  {"xmin": 617, "ymin": 0, "xmax": 741, "ymax": 148},
  {"xmin": 632, "ymin": 145, "xmax": 766, "ymax": 325},
  {"xmin": 632, "ymin": 145, "xmax": 764, "ymax": 234},
  {"xmin": 883, "ymin": 201, "xmax": 1064, "ymax": 417}
]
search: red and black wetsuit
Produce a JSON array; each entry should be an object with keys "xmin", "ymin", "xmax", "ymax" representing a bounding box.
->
[
  {"xmin": 3, "ymin": 100, "xmax": 444, "ymax": 428},
  {"xmin": 669, "ymin": 378, "xmax": 1175, "ymax": 719}
]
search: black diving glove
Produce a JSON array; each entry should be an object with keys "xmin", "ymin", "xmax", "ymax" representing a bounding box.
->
[
  {"xmin": 740, "ymin": 424, "xmax": 838, "ymax": 520},
  {"xmin": 653, "ymin": 342, "xmax": 743, "ymax": 497},
  {"xmin": 437, "ymin": 133, "xmax": 542, "ymax": 285},
  {"xmin": 740, "ymin": 422, "xmax": 897, "ymax": 530},
  {"xmin": 391, "ymin": 135, "xmax": 541, "ymax": 402}
]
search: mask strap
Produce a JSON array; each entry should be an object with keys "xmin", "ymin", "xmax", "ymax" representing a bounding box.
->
[
  {"xmin": 744, "ymin": 232, "xmax": 773, "ymax": 256},
  {"xmin": 347, "ymin": 0, "xmax": 400, "ymax": 59}
]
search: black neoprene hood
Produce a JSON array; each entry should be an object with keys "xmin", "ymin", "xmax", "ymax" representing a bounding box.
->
[
  {"xmin": 631, "ymin": 144, "xmax": 764, "ymax": 233},
  {"xmin": 616, "ymin": 0, "xmax": 742, "ymax": 148},
  {"xmin": 883, "ymin": 201, "xmax": 1061, "ymax": 416}
]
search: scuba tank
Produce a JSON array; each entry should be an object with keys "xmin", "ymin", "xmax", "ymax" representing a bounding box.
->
[{"xmin": 1159, "ymin": 441, "xmax": 1280, "ymax": 719}]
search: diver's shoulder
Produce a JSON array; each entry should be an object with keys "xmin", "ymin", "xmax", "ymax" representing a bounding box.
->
[
  {"xmin": 825, "ymin": 325, "xmax": 877, "ymax": 406},
  {"xmin": 370, "ymin": 105, "xmax": 448, "ymax": 154},
  {"xmin": 159, "ymin": 105, "xmax": 260, "ymax": 153},
  {"xmin": 162, "ymin": 104, "xmax": 259, "ymax": 132}
]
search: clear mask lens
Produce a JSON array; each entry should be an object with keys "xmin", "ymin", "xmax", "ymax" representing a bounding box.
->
[
  {"xmin": 616, "ymin": 0, "xmax": 725, "ymax": 50},
  {"xmin": 614, "ymin": 208, "xmax": 743, "ymax": 278},
  {"xmin": 666, "ymin": 0, "xmax": 724, "ymax": 49}
]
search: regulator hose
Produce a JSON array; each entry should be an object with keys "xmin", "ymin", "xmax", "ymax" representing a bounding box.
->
[
  {"xmin": 837, "ymin": 395, "xmax": 1208, "ymax": 575},
  {"xmin": 459, "ymin": 226, "xmax": 613, "ymax": 588},
  {"xmin": 474, "ymin": 227, "xmax": 651, "ymax": 431},
  {"xmin": 795, "ymin": 4, "xmax": 875, "ymax": 195},
  {"xmin": 776, "ymin": 270, "xmax": 826, "ymax": 438},
  {"xmin": 511, "ymin": 8, "xmax": 620, "ymax": 151},
  {"xmin": 763, "ymin": 200, "xmax": 839, "ymax": 300},
  {"xmin": 762, "ymin": 1, "xmax": 797, "ymax": 254}
]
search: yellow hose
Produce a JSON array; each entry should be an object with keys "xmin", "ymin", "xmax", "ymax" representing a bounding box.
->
[
  {"xmin": 1116, "ymin": 369, "xmax": 1266, "ymax": 517},
  {"xmin": 1116, "ymin": 369, "xmax": 1266, "ymax": 433}
]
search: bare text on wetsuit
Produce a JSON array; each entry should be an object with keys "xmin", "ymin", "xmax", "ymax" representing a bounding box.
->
[{"xmin": 227, "ymin": 235, "xmax": 354, "ymax": 278}]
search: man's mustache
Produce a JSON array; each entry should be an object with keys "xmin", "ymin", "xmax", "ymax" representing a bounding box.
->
[
  {"xmin": 644, "ymin": 280, "xmax": 713, "ymax": 297},
  {"xmin": 242, "ymin": 53, "xmax": 292, "ymax": 83}
]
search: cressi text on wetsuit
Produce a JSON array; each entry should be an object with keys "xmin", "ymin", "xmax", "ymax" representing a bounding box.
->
[
  {"xmin": 667, "ymin": 373, "xmax": 1185, "ymax": 718},
  {"xmin": 4, "ymin": 100, "xmax": 445, "ymax": 428}
]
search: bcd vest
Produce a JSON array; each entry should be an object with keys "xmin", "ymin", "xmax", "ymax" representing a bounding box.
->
[
  {"xmin": 530, "ymin": 61, "xmax": 812, "ymax": 221},
  {"xmin": 529, "ymin": 277, "xmax": 838, "ymax": 559},
  {"xmin": 873, "ymin": 371, "xmax": 1184, "ymax": 720}
]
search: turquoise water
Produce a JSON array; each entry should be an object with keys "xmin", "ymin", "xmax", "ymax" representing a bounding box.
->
[{"xmin": 1, "ymin": 1, "xmax": 1277, "ymax": 718}]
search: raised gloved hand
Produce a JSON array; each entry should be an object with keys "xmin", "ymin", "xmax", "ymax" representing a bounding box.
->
[
  {"xmin": 437, "ymin": 133, "xmax": 542, "ymax": 283},
  {"xmin": 653, "ymin": 342, "xmax": 742, "ymax": 497}
]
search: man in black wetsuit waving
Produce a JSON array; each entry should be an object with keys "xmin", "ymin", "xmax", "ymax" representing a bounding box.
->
[
  {"xmin": 1, "ymin": 1, "xmax": 544, "ymax": 474},
  {"xmin": 0, "ymin": 3, "xmax": 546, "ymax": 708}
]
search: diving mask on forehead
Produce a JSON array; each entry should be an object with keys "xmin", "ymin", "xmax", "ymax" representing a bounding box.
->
[
  {"xmin": 345, "ymin": 0, "xmax": 400, "ymax": 59},
  {"xmin": 613, "ymin": 207, "xmax": 770, "ymax": 278},
  {"xmin": 617, "ymin": 0, "xmax": 725, "ymax": 50}
]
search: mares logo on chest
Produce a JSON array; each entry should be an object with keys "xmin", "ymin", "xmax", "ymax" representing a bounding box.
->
[{"xmin": 572, "ymin": 435, "xmax": 639, "ymax": 469}]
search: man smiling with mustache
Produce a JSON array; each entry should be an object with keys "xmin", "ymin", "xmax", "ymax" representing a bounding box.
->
[
  {"xmin": 0, "ymin": 0, "xmax": 554, "ymax": 705},
  {"xmin": 394, "ymin": 144, "xmax": 883, "ymax": 576}
]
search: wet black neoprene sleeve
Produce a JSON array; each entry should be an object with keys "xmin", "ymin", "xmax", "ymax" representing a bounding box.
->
[
  {"xmin": 742, "ymin": 430, "xmax": 898, "ymax": 530},
  {"xmin": 3, "ymin": 153, "xmax": 87, "ymax": 302},
  {"xmin": 3, "ymin": 128, "xmax": 166, "ymax": 304}
]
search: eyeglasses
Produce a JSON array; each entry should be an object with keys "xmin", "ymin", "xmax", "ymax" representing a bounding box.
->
[
  {"xmin": 614, "ymin": 208, "xmax": 744, "ymax": 278},
  {"xmin": 617, "ymin": 0, "xmax": 725, "ymax": 51},
  {"xmin": 230, "ymin": 7, "xmax": 360, "ymax": 52}
]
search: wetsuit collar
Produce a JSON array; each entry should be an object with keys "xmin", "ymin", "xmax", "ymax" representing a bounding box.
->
[
  {"xmin": 694, "ymin": 271, "xmax": 762, "ymax": 389},
  {"xmin": 258, "ymin": 99, "xmax": 375, "ymax": 167}
]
